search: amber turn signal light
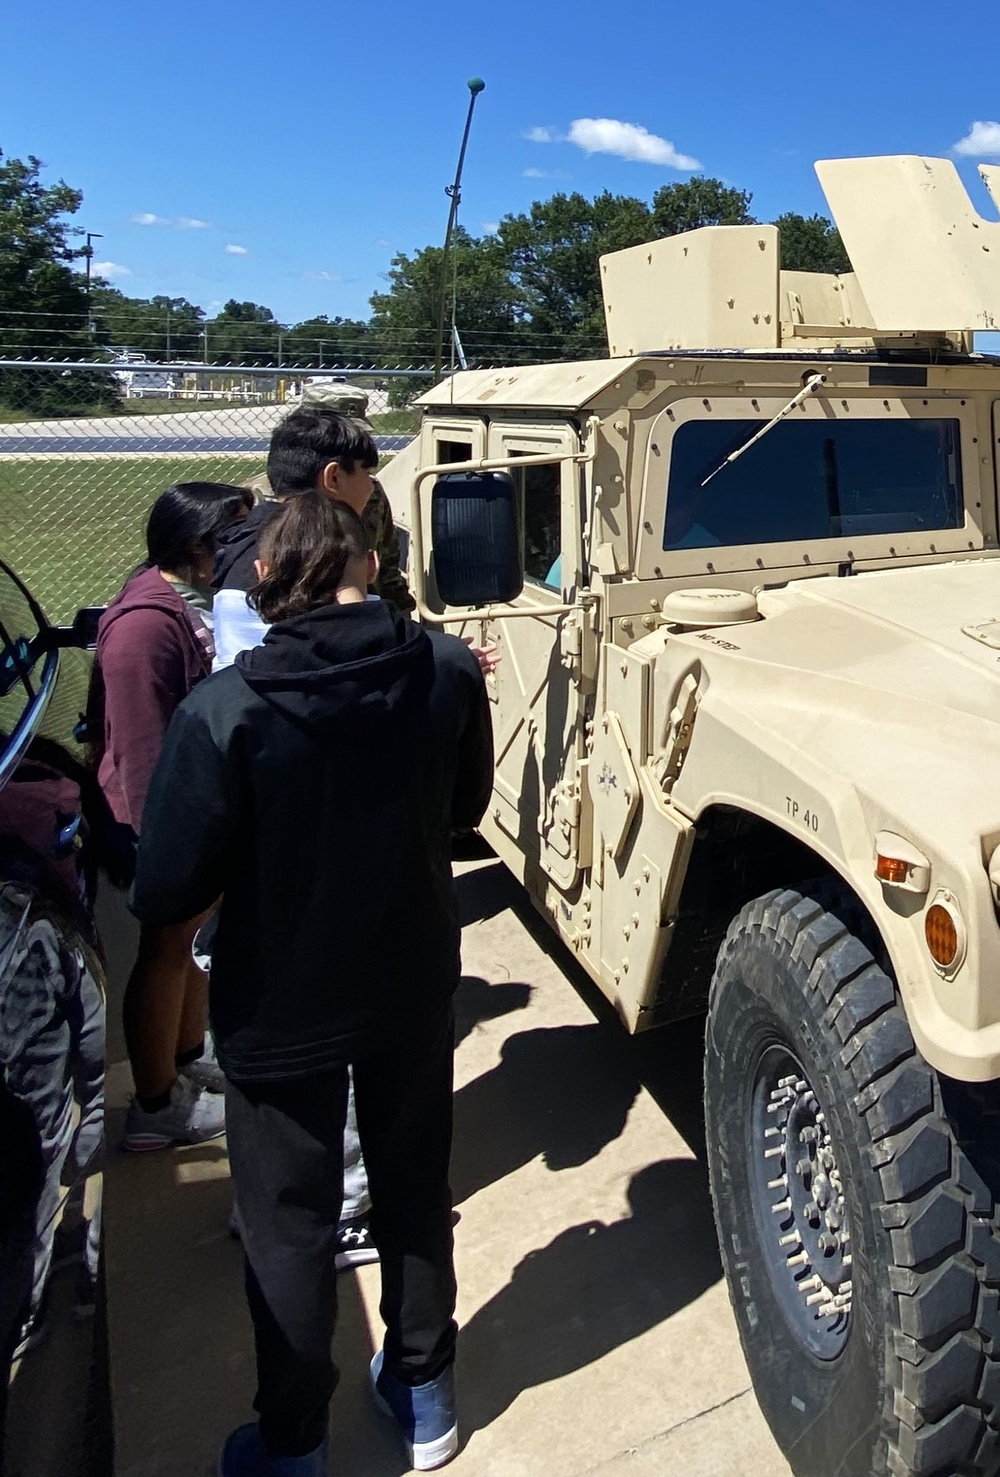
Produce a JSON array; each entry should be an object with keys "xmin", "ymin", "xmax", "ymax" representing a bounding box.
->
[
  {"xmin": 925, "ymin": 903, "xmax": 960, "ymax": 970},
  {"xmin": 876, "ymin": 855, "xmax": 909, "ymax": 885},
  {"xmin": 873, "ymin": 832, "xmax": 931, "ymax": 894}
]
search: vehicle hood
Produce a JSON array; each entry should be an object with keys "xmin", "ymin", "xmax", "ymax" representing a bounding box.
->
[
  {"xmin": 669, "ymin": 559, "xmax": 1000, "ymax": 851},
  {"xmin": 751, "ymin": 560, "xmax": 1000, "ymax": 722}
]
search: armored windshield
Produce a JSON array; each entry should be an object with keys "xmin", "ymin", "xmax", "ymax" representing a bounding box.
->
[{"xmin": 663, "ymin": 417, "xmax": 963, "ymax": 550}]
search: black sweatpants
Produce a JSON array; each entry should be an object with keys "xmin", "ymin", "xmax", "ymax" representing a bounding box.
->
[{"xmin": 223, "ymin": 1009, "xmax": 457, "ymax": 1457}]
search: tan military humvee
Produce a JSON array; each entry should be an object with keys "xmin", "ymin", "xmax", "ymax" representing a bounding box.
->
[{"xmin": 380, "ymin": 156, "xmax": 1000, "ymax": 1477}]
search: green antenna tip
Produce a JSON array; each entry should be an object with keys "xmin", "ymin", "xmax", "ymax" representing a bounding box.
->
[{"xmin": 467, "ymin": 77, "xmax": 486, "ymax": 94}]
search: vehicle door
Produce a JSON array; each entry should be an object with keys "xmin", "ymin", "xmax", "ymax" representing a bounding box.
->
[{"xmin": 481, "ymin": 421, "xmax": 588, "ymax": 891}]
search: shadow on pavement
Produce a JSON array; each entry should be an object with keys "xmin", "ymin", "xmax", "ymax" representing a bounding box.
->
[
  {"xmin": 458, "ymin": 1157, "xmax": 721, "ymax": 1434},
  {"xmin": 454, "ymin": 859, "xmax": 516, "ymax": 928},
  {"xmin": 490, "ymin": 869, "xmax": 711, "ymax": 1161},
  {"xmin": 453, "ymin": 975, "xmax": 532, "ymax": 1051},
  {"xmin": 451, "ymin": 1021, "xmax": 641, "ymax": 1206}
]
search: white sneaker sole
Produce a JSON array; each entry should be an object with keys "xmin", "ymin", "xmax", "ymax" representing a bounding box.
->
[
  {"xmin": 335, "ymin": 1246, "xmax": 381, "ymax": 1271},
  {"xmin": 121, "ymin": 1124, "xmax": 226, "ymax": 1153},
  {"xmin": 372, "ymin": 1387, "xmax": 458, "ymax": 1471}
]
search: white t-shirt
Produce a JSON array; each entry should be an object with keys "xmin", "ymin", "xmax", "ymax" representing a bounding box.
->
[{"xmin": 212, "ymin": 589, "xmax": 383, "ymax": 672}]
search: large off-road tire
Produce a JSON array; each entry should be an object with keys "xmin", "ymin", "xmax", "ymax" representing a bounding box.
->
[{"xmin": 705, "ymin": 885, "xmax": 1000, "ymax": 1477}]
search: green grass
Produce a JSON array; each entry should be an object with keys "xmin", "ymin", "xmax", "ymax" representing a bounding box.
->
[
  {"xmin": 370, "ymin": 408, "xmax": 421, "ymax": 435},
  {"xmin": 0, "ymin": 449, "xmax": 397, "ymax": 625},
  {"xmin": 0, "ymin": 453, "xmax": 266, "ymax": 623}
]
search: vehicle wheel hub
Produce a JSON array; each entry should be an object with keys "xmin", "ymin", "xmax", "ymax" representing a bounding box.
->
[{"xmin": 754, "ymin": 1049, "xmax": 853, "ymax": 1358}]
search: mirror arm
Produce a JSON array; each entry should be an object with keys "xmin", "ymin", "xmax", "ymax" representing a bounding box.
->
[{"xmin": 411, "ymin": 416, "xmax": 600, "ymax": 626}]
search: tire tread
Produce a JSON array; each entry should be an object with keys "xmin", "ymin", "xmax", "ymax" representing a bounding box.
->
[{"xmin": 710, "ymin": 883, "xmax": 1000, "ymax": 1477}]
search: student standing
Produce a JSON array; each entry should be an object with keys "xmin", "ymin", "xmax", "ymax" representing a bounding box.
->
[
  {"xmin": 131, "ymin": 495, "xmax": 493, "ymax": 1474},
  {"xmin": 91, "ymin": 481, "xmax": 251, "ymax": 1149}
]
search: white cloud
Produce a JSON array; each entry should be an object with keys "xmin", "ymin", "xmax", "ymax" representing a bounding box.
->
[
  {"xmin": 225, "ymin": 243, "xmax": 249, "ymax": 256},
  {"xmin": 131, "ymin": 211, "xmax": 213, "ymax": 229},
  {"xmin": 93, "ymin": 260, "xmax": 131, "ymax": 279},
  {"xmin": 524, "ymin": 126, "xmax": 558, "ymax": 144},
  {"xmin": 953, "ymin": 121, "xmax": 1000, "ymax": 158},
  {"xmin": 567, "ymin": 117, "xmax": 700, "ymax": 169},
  {"xmin": 303, "ymin": 270, "xmax": 345, "ymax": 282},
  {"xmin": 523, "ymin": 167, "xmax": 550, "ymax": 178},
  {"xmin": 482, "ymin": 221, "xmax": 500, "ymax": 235}
]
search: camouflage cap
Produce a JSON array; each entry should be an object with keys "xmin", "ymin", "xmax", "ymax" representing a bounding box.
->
[{"xmin": 299, "ymin": 378, "xmax": 374, "ymax": 432}]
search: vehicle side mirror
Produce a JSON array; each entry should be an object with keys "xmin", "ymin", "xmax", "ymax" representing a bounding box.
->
[
  {"xmin": 39, "ymin": 607, "xmax": 106, "ymax": 654},
  {"xmin": 431, "ymin": 471, "xmax": 523, "ymax": 607},
  {"xmin": 69, "ymin": 606, "xmax": 104, "ymax": 650}
]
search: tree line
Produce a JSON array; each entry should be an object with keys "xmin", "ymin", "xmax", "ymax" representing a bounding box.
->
[{"xmin": 0, "ymin": 146, "xmax": 850, "ymax": 412}]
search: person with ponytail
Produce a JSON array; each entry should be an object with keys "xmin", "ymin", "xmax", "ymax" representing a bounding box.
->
[
  {"xmin": 130, "ymin": 492, "xmax": 493, "ymax": 1476},
  {"xmin": 91, "ymin": 481, "xmax": 251, "ymax": 1151}
]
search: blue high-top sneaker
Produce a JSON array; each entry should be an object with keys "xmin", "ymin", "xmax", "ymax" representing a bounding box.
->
[
  {"xmin": 370, "ymin": 1350, "xmax": 458, "ymax": 1471},
  {"xmin": 219, "ymin": 1421, "xmax": 327, "ymax": 1476}
]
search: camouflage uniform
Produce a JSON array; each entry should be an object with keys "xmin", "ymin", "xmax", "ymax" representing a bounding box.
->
[
  {"xmin": 248, "ymin": 385, "xmax": 415, "ymax": 613},
  {"xmin": 362, "ymin": 479, "xmax": 414, "ymax": 612}
]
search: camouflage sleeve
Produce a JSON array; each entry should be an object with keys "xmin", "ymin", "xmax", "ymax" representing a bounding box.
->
[{"xmin": 365, "ymin": 479, "xmax": 415, "ymax": 613}]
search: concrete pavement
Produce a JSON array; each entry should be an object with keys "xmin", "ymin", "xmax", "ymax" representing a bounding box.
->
[
  {"xmin": 101, "ymin": 854, "xmax": 791, "ymax": 1477},
  {"xmin": 0, "ymin": 390, "xmax": 391, "ymax": 444}
]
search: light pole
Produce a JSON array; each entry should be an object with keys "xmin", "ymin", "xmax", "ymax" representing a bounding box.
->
[
  {"xmin": 84, "ymin": 231, "xmax": 103, "ymax": 337},
  {"xmin": 433, "ymin": 77, "xmax": 485, "ymax": 384}
]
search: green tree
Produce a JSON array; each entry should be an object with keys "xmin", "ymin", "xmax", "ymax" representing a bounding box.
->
[
  {"xmin": 0, "ymin": 149, "xmax": 119, "ymax": 413},
  {"xmin": 205, "ymin": 299, "xmax": 282, "ymax": 365},
  {"xmin": 774, "ymin": 212, "xmax": 851, "ymax": 273},
  {"xmin": 282, "ymin": 314, "xmax": 373, "ymax": 369},
  {"xmin": 498, "ymin": 192, "xmax": 651, "ymax": 355},
  {"xmin": 650, "ymin": 177, "xmax": 755, "ymax": 236},
  {"xmin": 90, "ymin": 288, "xmax": 205, "ymax": 360},
  {"xmin": 371, "ymin": 228, "xmax": 524, "ymax": 399}
]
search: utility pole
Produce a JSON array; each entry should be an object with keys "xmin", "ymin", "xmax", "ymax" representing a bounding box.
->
[
  {"xmin": 84, "ymin": 231, "xmax": 103, "ymax": 337},
  {"xmin": 165, "ymin": 304, "xmax": 171, "ymax": 361},
  {"xmin": 433, "ymin": 77, "xmax": 485, "ymax": 385}
]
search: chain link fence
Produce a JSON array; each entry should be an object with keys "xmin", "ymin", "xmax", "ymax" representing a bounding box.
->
[{"xmin": 0, "ymin": 361, "xmax": 429, "ymax": 624}]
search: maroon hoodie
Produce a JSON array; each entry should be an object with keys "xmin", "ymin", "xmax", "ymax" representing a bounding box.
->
[{"xmin": 93, "ymin": 567, "xmax": 213, "ymax": 832}]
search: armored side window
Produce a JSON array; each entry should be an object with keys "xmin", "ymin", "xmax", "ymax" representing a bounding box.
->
[
  {"xmin": 663, "ymin": 417, "xmax": 964, "ymax": 551},
  {"xmin": 511, "ymin": 460, "xmax": 562, "ymax": 589},
  {"xmin": 436, "ymin": 439, "xmax": 473, "ymax": 465}
]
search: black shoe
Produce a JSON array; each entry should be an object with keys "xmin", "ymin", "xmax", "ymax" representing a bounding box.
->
[{"xmin": 335, "ymin": 1215, "xmax": 379, "ymax": 1271}]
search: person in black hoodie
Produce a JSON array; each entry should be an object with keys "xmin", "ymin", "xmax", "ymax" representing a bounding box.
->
[{"xmin": 131, "ymin": 494, "xmax": 493, "ymax": 1477}]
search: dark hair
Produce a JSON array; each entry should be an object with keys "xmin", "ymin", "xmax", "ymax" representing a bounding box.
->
[
  {"xmin": 266, "ymin": 405, "xmax": 378, "ymax": 495},
  {"xmin": 145, "ymin": 482, "xmax": 253, "ymax": 574},
  {"xmin": 250, "ymin": 491, "xmax": 369, "ymax": 623}
]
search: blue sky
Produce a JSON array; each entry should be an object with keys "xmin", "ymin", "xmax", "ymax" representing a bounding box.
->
[{"xmin": 4, "ymin": 0, "xmax": 1000, "ymax": 328}]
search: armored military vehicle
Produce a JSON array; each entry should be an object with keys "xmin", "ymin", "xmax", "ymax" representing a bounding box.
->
[{"xmin": 380, "ymin": 155, "xmax": 1000, "ymax": 1477}]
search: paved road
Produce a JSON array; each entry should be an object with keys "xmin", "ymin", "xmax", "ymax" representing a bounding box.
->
[
  {"xmin": 0, "ymin": 434, "xmax": 413, "ymax": 454},
  {"xmin": 100, "ymin": 854, "xmax": 791, "ymax": 1477},
  {"xmin": 0, "ymin": 392, "xmax": 411, "ymax": 455}
]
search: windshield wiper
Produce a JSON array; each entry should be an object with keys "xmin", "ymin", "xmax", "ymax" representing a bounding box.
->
[{"xmin": 698, "ymin": 373, "xmax": 827, "ymax": 488}]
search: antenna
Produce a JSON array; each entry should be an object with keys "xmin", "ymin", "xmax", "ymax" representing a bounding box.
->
[{"xmin": 433, "ymin": 77, "xmax": 486, "ymax": 386}]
